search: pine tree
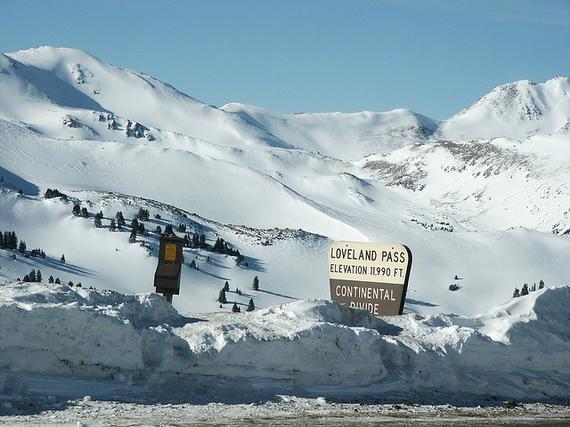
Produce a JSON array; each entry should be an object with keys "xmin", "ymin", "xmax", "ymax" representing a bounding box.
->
[
  {"xmin": 513, "ymin": 288, "xmax": 520, "ymax": 298},
  {"xmin": 252, "ymin": 276, "xmax": 259, "ymax": 291},
  {"xmin": 48, "ymin": 275, "xmax": 54, "ymax": 284},
  {"xmin": 68, "ymin": 281, "xmax": 74, "ymax": 287},
  {"xmin": 95, "ymin": 211, "xmax": 104, "ymax": 220},
  {"xmin": 18, "ymin": 241, "xmax": 26, "ymax": 253},
  {"xmin": 7, "ymin": 232, "xmax": 17, "ymax": 250},
  {"xmin": 177, "ymin": 223, "xmax": 187, "ymax": 233},
  {"xmin": 60, "ymin": 254, "xmax": 66, "ymax": 263},
  {"xmin": 137, "ymin": 222, "xmax": 146, "ymax": 235},
  {"xmin": 81, "ymin": 207, "xmax": 89, "ymax": 218},
  {"xmin": 224, "ymin": 281, "xmax": 230, "ymax": 292},
  {"xmin": 247, "ymin": 298, "xmax": 255, "ymax": 312},
  {"xmin": 218, "ymin": 288, "xmax": 227, "ymax": 304},
  {"xmin": 235, "ymin": 252, "xmax": 244, "ymax": 266},
  {"xmin": 36, "ymin": 270, "xmax": 42, "ymax": 282},
  {"xmin": 94, "ymin": 216, "xmax": 102, "ymax": 228},
  {"xmin": 110, "ymin": 218, "xmax": 116, "ymax": 231},
  {"xmin": 183, "ymin": 234, "xmax": 190, "ymax": 247},
  {"xmin": 190, "ymin": 259, "xmax": 197, "ymax": 269},
  {"xmin": 29, "ymin": 270, "xmax": 36, "ymax": 282},
  {"xmin": 23, "ymin": 274, "xmax": 30, "ymax": 282},
  {"xmin": 539, "ymin": 280, "xmax": 545, "ymax": 289},
  {"xmin": 521, "ymin": 283, "xmax": 529, "ymax": 296},
  {"xmin": 232, "ymin": 302, "xmax": 241, "ymax": 313},
  {"xmin": 72, "ymin": 204, "xmax": 81, "ymax": 216},
  {"xmin": 155, "ymin": 225, "xmax": 162, "ymax": 235},
  {"xmin": 199, "ymin": 233, "xmax": 206, "ymax": 246},
  {"xmin": 116, "ymin": 211, "xmax": 125, "ymax": 228},
  {"xmin": 55, "ymin": 278, "xmax": 61, "ymax": 284},
  {"xmin": 164, "ymin": 224, "xmax": 174, "ymax": 236},
  {"xmin": 129, "ymin": 228, "xmax": 137, "ymax": 243}
]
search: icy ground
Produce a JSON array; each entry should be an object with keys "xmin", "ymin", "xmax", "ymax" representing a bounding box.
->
[{"xmin": 0, "ymin": 280, "xmax": 568, "ymax": 413}]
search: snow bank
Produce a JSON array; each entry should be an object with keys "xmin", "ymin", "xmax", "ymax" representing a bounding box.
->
[{"xmin": 0, "ymin": 281, "xmax": 569, "ymax": 401}]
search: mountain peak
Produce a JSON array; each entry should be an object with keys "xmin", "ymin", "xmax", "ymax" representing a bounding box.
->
[{"xmin": 439, "ymin": 76, "xmax": 570, "ymax": 140}]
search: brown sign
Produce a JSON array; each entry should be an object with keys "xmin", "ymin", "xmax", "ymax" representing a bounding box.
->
[
  {"xmin": 328, "ymin": 241, "xmax": 412, "ymax": 316},
  {"xmin": 154, "ymin": 236, "xmax": 184, "ymax": 302}
]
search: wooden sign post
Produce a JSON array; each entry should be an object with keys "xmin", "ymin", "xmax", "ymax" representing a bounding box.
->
[
  {"xmin": 328, "ymin": 241, "xmax": 412, "ymax": 316},
  {"xmin": 154, "ymin": 236, "xmax": 184, "ymax": 303}
]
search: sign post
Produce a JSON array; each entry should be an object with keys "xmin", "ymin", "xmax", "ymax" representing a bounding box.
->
[
  {"xmin": 328, "ymin": 241, "xmax": 412, "ymax": 316},
  {"xmin": 154, "ymin": 236, "xmax": 184, "ymax": 303}
]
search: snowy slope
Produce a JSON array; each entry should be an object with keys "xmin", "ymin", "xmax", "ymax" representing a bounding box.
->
[
  {"xmin": 222, "ymin": 103, "xmax": 437, "ymax": 160},
  {"xmin": 1, "ymin": 46, "xmax": 569, "ymax": 320},
  {"xmin": 439, "ymin": 77, "xmax": 570, "ymax": 140}
]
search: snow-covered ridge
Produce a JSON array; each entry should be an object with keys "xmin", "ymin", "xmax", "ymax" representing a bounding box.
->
[
  {"xmin": 1, "ymin": 281, "xmax": 568, "ymax": 400},
  {"xmin": 1, "ymin": 46, "xmax": 567, "ymax": 159}
]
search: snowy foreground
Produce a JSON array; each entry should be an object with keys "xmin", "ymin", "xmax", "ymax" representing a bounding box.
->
[{"xmin": 0, "ymin": 280, "xmax": 568, "ymax": 412}]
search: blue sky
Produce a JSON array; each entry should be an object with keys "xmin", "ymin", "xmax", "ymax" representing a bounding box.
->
[{"xmin": 1, "ymin": 0, "xmax": 568, "ymax": 118}]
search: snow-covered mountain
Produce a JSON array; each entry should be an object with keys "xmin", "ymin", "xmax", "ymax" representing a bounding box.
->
[
  {"xmin": 438, "ymin": 77, "xmax": 570, "ymax": 140},
  {"xmin": 1, "ymin": 46, "xmax": 569, "ymax": 319}
]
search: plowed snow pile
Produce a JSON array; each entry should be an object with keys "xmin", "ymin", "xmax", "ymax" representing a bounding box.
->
[{"xmin": 0, "ymin": 280, "xmax": 568, "ymax": 402}]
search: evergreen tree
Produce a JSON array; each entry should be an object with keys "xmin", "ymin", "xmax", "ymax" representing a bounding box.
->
[
  {"xmin": 224, "ymin": 281, "xmax": 230, "ymax": 292},
  {"xmin": 55, "ymin": 278, "xmax": 61, "ymax": 284},
  {"xmin": 29, "ymin": 270, "xmax": 36, "ymax": 282},
  {"xmin": 252, "ymin": 276, "xmax": 259, "ymax": 291},
  {"xmin": 177, "ymin": 223, "xmax": 187, "ymax": 233},
  {"xmin": 7, "ymin": 232, "xmax": 17, "ymax": 250},
  {"xmin": 521, "ymin": 283, "xmax": 529, "ymax": 296},
  {"xmin": 95, "ymin": 211, "xmax": 104, "ymax": 220},
  {"xmin": 199, "ymin": 233, "xmax": 206, "ymax": 246},
  {"xmin": 235, "ymin": 252, "xmax": 244, "ymax": 266},
  {"xmin": 60, "ymin": 254, "xmax": 66, "ymax": 263},
  {"xmin": 68, "ymin": 281, "xmax": 74, "ymax": 287},
  {"xmin": 218, "ymin": 288, "xmax": 227, "ymax": 304},
  {"xmin": 155, "ymin": 225, "xmax": 162, "ymax": 235},
  {"xmin": 513, "ymin": 288, "xmax": 520, "ymax": 298},
  {"xmin": 247, "ymin": 298, "xmax": 255, "ymax": 312},
  {"xmin": 116, "ymin": 211, "xmax": 126, "ymax": 228},
  {"xmin": 539, "ymin": 280, "xmax": 545, "ymax": 289},
  {"xmin": 110, "ymin": 218, "xmax": 116, "ymax": 231},
  {"xmin": 23, "ymin": 274, "xmax": 30, "ymax": 282},
  {"xmin": 183, "ymin": 234, "xmax": 190, "ymax": 247},
  {"xmin": 94, "ymin": 216, "xmax": 102, "ymax": 228},
  {"xmin": 18, "ymin": 241, "xmax": 26, "ymax": 253},
  {"xmin": 129, "ymin": 228, "xmax": 137, "ymax": 243},
  {"xmin": 232, "ymin": 302, "xmax": 241, "ymax": 313},
  {"xmin": 164, "ymin": 224, "xmax": 174, "ymax": 236},
  {"xmin": 190, "ymin": 259, "xmax": 197, "ymax": 269},
  {"xmin": 131, "ymin": 218, "xmax": 139, "ymax": 230},
  {"xmin": 48, "ymin": 275, "xmax": 54, "ymax": 284},
  {"xmin": 72, "ymin": 204, "xmax": 81, "ymax": 216},
  {"xmin": 137, "ymin": 208, "xmax": 150, "ymax": 221},
  {"xmin": 81, "ymin": 207, "xmax": 89, "ymax": 218},
  {"xmin": 36, "ymin": 270, "xmax": 42, "ymax": 282},
  {"xmin": 137, "ymin": 222, "xmax": 146, "ymax": 235},
  {"xmin": 191, "ymin": 233, "xmax": 199, "ymax": 248}
]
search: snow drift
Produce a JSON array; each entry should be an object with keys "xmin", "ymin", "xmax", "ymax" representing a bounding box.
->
[{"xmin": 0, "ymin": 280, "xmax": 568, "ymax": 402}]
